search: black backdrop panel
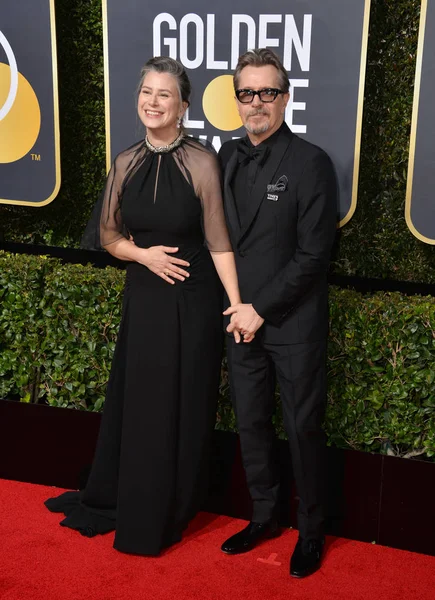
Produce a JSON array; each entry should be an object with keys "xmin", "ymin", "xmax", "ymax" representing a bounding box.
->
[
  {"xmin": 0, "ymin": 0, "xmax": 60, "ymax": 206},
  {"xmin": 406, "ymin": 0, "xmax": 435, "ymax": 244},
  {"xmin": 104, "ymin": 0, "xmax": 370, "ymax": 226}
]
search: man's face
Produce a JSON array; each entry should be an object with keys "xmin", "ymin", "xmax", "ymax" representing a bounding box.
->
[{"xmin": 235, "ymin": 65, "xmax": 290, "ymax": 142}]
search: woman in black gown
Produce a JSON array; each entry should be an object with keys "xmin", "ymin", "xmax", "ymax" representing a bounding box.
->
[{"xmin": 45, "ymin": 57, "xmax": 242, "ymax": 556}]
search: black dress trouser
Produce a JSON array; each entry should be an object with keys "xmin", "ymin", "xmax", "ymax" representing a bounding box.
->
[{"xmin": 226, "ymin": 336, "xmax": 327, "ymax": 540}]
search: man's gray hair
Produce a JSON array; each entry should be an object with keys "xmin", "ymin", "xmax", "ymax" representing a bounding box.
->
[{"xmin": 233, "ymin": 49, "xmax": 290, "ymax": 93}]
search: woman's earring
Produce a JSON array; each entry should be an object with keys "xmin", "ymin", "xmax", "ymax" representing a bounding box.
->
[{"xmin": 177, "ymin": 116, "xmax": 183, "ymax": 129}]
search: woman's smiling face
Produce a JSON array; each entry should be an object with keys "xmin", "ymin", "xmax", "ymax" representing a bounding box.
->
[{"xmin": 137, "ymin": 71, "xmax": 187, "ymax": 137}]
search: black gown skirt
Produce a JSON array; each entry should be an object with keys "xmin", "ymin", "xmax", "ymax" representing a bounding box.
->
[{"xmin": 45, "ymin": 147, "xmax": 224, "ymax": 555}]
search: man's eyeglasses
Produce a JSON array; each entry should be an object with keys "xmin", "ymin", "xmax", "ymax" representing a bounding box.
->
[{"xmin": 235, "ymin": 88, "xmax": 285, "ymax": 104}]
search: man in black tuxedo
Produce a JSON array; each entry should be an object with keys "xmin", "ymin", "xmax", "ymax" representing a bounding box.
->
[{"xmin": 219, "ymin": 49, "xmax": 337, "ymax": 578}]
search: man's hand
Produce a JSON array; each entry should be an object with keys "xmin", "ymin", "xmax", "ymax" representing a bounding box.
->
[{"xmin": 223, "ymin": 303, "xmax": 264, "ymax": 343}]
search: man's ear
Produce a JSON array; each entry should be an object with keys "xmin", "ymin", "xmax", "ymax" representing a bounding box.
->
[{"xmin": 282, "ymin": 92, "xmax": 290, "ymax": 112}]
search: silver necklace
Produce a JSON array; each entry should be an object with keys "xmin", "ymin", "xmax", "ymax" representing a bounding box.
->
[{"xmin": 145, "ymin": 132, "xmax": 184, "ymax": 153}]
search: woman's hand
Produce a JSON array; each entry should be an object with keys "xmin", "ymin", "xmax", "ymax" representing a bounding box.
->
[{"xmin": 140, "ymin": 246, "xmax": 190, "ymax": 284}]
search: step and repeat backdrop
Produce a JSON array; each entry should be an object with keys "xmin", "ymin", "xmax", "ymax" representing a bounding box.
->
[
  {"xmin": 103, "ymin": 0, "xmax": 371, "ymax": 227},
  {"xmin": 0, "ymin": 0, "xmax": 433, "ymax": 244},
  {"xmin": 0, "ymin": 0, "xmax": 60, "ymax": 207}
]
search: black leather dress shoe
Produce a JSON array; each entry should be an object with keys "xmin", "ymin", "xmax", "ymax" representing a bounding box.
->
[
  {"xmin": 221, "ymin": 520, "xmax": 280, "ymax": 554},
  {"xmin": 290, "ymin": 536, "xmax": 324, "ymax": 578}
]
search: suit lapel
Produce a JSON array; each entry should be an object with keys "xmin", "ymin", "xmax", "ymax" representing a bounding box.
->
[
  {"xmin": 238, "ymin": 126, "xmax": 294, "ymax": 244},
  {"xmin": 223, "ymin": 149, "xmax": 241, "ymax": 241}
]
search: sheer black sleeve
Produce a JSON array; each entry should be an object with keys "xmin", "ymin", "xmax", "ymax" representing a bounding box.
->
[
  {"xmin": 80, "ymin": 143, "xmax": 144, "ymax": 250},
  {"xmin": 176, "ymin": 140, "xmax": 233, "ymax": 252},
  {"xmin": 99, "ymin": 151, "xmax": 133, "ymax": 247}
]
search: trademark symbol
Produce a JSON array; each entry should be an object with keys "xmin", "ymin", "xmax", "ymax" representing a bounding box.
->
[
  {"xmin": 257, "ymin": 553, "xmax": 281, "ymax": 566},
  {"xmin": 31, "ymin": 154, "xmax": 41, "ymax": 161}
]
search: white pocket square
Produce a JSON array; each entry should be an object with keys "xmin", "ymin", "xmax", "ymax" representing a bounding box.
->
[{"xmin": 267, "ymin": 175, "xmax": 288, "ymax": 193}]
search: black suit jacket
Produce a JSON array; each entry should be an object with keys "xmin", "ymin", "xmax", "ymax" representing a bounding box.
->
[{"xmin": 219, "ymin": 123, "xmax": 337, "ymax": 345}]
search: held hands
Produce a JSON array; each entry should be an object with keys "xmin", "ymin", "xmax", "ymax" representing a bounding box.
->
[
  {"xmin": 223, "ymin": 303, "xmax": 265, "ymax": 343},
  {"xmin": 140, "ymin": 246, "xmax": 190, "ymax": 284}
]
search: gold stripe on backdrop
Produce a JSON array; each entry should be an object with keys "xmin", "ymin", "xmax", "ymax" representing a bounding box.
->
[
  {"xmin": 339, "ymin": 0, "xmax": 372, "ymax": 228},
  {"xmin": 102, "ymin": 0, "xmax": 112, "ymax": 174}
]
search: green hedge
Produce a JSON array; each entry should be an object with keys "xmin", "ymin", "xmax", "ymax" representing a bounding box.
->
[
  {"xmin": 0, "ymin": 253, "xmax": 48, "ymax": 401},
  {"xmin": 40, "ymin": 263, "xmax": 124, "ymax": 410},
  {"xmin": 1, "ymin": 251, "xmax": 434, "ymax": 460},
  {"xmin": 1, "ymin": 0, "xmax": 435, "ymax": 283},
  {"xmin": 327, "ymin": 288, "xmax": 435, "ymax": 458}
]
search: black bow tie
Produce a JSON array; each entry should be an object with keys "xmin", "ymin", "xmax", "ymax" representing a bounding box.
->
[{"xmin": 237, "ymin": 141, "xmax": 270, "ymax": 167}]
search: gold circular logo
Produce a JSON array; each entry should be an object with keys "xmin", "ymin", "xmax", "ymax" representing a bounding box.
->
[
  {"xmin": 0, "ymin": 32, "xmax": 41, "ymax": 164},
  {"xmin": 202, "ymin": 75, "xmax": 242, "ymax": 132}
]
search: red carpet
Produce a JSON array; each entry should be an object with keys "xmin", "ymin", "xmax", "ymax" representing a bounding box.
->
[{"xmin": 1, "ymin": 479, "xmax": 434, "ymax": 600}]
